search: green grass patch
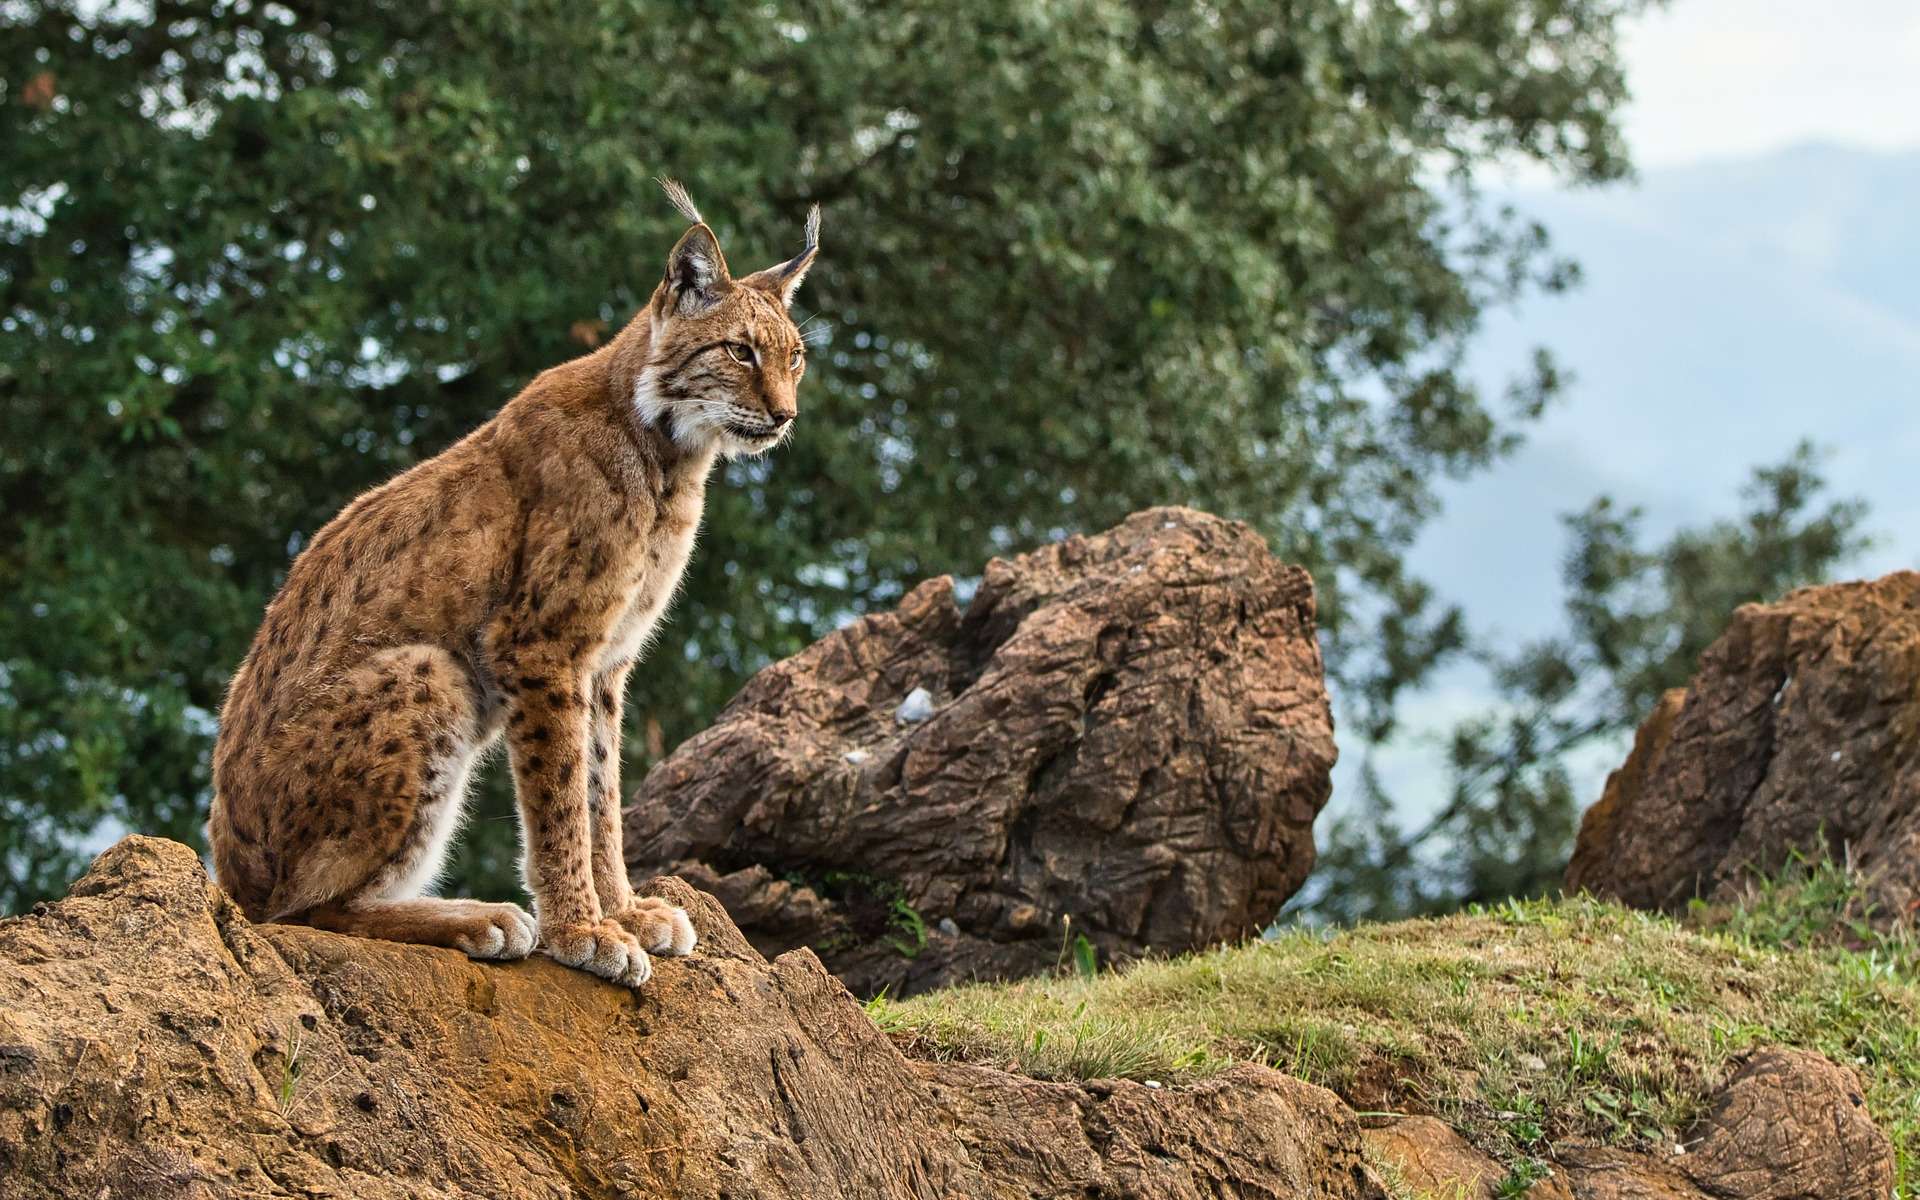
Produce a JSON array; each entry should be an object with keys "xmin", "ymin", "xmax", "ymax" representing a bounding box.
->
[{"xmin": 876, "ymin": 860, "xmax": 1920, "ymax": 1192}]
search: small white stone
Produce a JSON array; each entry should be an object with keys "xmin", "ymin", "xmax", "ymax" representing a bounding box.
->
[
  {"xmin": 938, "ymin": 917, "xmax": 960, "ymax": 937},
  {"xmin": 1519, "ymin": 1054, "xmax": 1547, "ymax": 1072},
  {"xmin": 895, "ymin": 687, "xmax": 935, "ymax": 724},
  {"xmin": 844, "ymin": 748, "xmax": 872, "ymax": 765},
  {"xmin": 1831, "ymin": 750, "xmax": 1843, "ymax": 763},
  {"xmin": 1143, "ymin": 1079, "xmax": 1163, "ymax": 1089}
]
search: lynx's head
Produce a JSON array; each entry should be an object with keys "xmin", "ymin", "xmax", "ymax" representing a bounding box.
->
[{"xmin": 635, "ymin": 179, "xmax": 820, "ymax": 458}]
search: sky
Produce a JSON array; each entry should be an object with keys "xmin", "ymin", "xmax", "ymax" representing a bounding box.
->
[
  {"xmin": 1495, "ymin": 0, "xmax": 1920, "ymax": 586},
  {"xmin": 1339, "ymin": 2, "xmax": 1920, "ymax": 821},
  {"xmin": 1618, "ymin": 0, "xmax": 1920, "ymax": 166}
]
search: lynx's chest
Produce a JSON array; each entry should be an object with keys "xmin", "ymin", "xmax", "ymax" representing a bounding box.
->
[{"xmin": 598, "ymin": 485, "xmax": 706, "ymax": 672}]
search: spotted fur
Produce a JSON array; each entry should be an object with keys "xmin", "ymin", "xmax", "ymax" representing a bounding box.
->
[{"xmin": 207, "ymin": 183, "xmax": 818, "ymax": 987}]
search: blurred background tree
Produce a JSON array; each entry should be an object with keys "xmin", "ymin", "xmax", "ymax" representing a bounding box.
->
[
  {"xmin": 1303, "ymin": 443, "xmax": 1871, "ymax": 923},
  {"xmin": 2, "ymin": 0, "xmax": 1671, "ymax": 910}
]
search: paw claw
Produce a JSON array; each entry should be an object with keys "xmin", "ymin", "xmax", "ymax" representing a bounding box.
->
[
  {"xmin": 611, "ymin": 898, "xmax": 698, "ymax": 957},
  {"xmin": 458, "ymin": 902, "xmax": 538, "ymax": 961},
  {"xmin": 544, "ymin": 918, "xmax": 652, "ymax": 987}
]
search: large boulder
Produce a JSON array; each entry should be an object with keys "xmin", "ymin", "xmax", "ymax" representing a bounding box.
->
[
  {"xmin": 1567, "ymin": 572, "xmax": 1920, "ymax": 915},
  {"xmin": 0, "ymin": 837, "xmax": 1386, "ymax": 1199},
  {"xmin": 622, "ymin": 507, "xmax": 1337, "ymax": 997}
]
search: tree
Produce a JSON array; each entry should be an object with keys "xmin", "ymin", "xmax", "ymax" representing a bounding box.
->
[
  {"xmin": 1303, "ymin": 443, "xmax": 1873, "ymax": 924},
  {"xmin": 1, "ymin": 0, "xmax": 1655, "ymax": 911}
]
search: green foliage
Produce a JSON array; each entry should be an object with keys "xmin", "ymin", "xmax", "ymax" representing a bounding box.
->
[
  {"xmin": 1494, "ymin": 1160, "xmax": 1552, "ymax": 1200},
  {"xmin": 0, "ymin": 0, "xmax": 1653, "ymax": 909},
  {"xmin": 1308, "ymin": 442, "xmax": 1872, "ymax": 923},
  {"xmin": 1070, "ymin": 933, "xmax": 1098, "ymax": 982},
  {"xmin": 882, "ymin": 882, "xmax": 1920, "ymax": 1193},
  {"xmin": 886, "ymin": 896, "xmax": 928, "ymax": 960},
  {"xmin": 792, "ymin": 867, "xmax": 926, "ymax": 958}
]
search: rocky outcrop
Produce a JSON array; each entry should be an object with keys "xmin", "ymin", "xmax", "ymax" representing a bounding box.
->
[
  {"xmin": 623, "ymin": 507, "xmax": 1337, "ymax": 997},
  {"xmin": 0, "ymin": 837, "xmax": 1385, "ymax": 1199},
  {"xmin": 0, "ymin": 839, "xmax": 1894, "ymax": 1200},
  {"xmin": 1364, "ymin": 1050, "xmax": 1891, "ymax": 1200},
  {"xmin": 1567, "ymin": 572, "xmax": 1920, "ymax": 916}
]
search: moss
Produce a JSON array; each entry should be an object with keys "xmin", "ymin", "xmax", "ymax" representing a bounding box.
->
[
  {"xmin": 875, "ymin": 862, "xmax": 1920, "ymax": 1194},
  {"xmin": 781, "ymin": 866, "xmax": 928, "ymax": 959}
]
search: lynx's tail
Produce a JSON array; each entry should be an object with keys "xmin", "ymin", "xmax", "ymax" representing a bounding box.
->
[{"xmin": 205, "ymin": 795, "xmax": 272, "ymax": 920}]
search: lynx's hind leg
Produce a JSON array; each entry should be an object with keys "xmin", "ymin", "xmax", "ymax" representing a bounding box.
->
[
  {"xmin": 304, "ymin": 896, "xmax": 538, "ymax": 960},
  {"xmin": 265, "ymin": 645, "xmax": 520, "ymax": 935}
]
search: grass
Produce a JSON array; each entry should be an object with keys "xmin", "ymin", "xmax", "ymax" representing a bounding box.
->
[
  {"xmin": 274, "ymin": 1030, "xmax": 311, "ymax": 1120},
  {"xmin": 272, "ymin": 1027, "xmax": 345, "ymax": 1124},
  {"xmin": 874, "ymin": 857, "xmax": 1920, "ymax": 1194}
]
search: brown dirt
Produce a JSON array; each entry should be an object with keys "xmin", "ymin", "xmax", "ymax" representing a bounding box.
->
[{"xmin": 0, "ymin": 839, "xmax": 1891, "ymax": 1198}]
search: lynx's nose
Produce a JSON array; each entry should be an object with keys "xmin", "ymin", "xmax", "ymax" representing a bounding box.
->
[{"xmin": 768, "ymin": 412, "xmax": 795, "ymax": 429}]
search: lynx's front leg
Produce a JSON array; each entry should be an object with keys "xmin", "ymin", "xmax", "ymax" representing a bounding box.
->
[
  {"xmin": 505, "ymin": 654, "xmax": 652, "ymax": 986},
  {"xmin": 589, "ymin": 660, "xmax": 696, "ymax": 958}
]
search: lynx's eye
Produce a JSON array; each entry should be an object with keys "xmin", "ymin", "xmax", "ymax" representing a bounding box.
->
[
  {"xmin": 789, "ymin": 347, "xmax": 803, "ymax": 371},
  {"xmin": 724, "ymin": 342, "xmax": 756, "ymax": 366}
]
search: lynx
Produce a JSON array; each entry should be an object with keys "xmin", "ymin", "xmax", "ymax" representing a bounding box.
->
[{"xmin": 208, "ymin": 181, "xmax": 819, "ymax": 986}]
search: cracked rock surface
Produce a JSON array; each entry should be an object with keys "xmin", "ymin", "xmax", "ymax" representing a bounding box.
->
[
  {"xmin": 0, "ymin": 837, "xmax": 1387, "ymax": 1199},
  {"xmin": 622, "ymin": 507, "xmax": 1337, "ymax": 997},
  {"xmin": 1567, "ymin": 572, "xmax": 1920, "ymax": 918}
]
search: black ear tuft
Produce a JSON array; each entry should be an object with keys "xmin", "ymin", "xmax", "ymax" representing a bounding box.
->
[
  {"xmin": 740, "ymin": 205, "xmax": 822, "ymax": 308},
  {"xmin": 664, "ymin": 224, "xmax": 729, "ymax": 315}
]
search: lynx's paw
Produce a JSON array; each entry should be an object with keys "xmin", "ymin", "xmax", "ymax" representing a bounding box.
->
[
  {"xmin": 544, "ymin": 918, "xmax": 652, "ymax": 987},
  {"xmin": 453, "ymin": 902, "xmax": 539, "ymax": 961},
  {"xmin": 610, "ymin": 897, "xmax": 698, "ymax": 957}
]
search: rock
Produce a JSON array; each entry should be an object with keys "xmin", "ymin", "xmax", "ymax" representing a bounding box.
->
[
  {"xmin": 1567, "ymin": 572, "xmax": 1920, "ymax": 916},
  {"xmin": 1363, "ymin": 1050, "xmax": 1889, "ymax": 1200},
  {"xmin": 1363, "ymin": 1115, "xmax": 1510, "ymax": 1199},
  {"xmin": 1679, "ymin": 1048, "xmax": 1892, "ymax": 1200},
  {"xmin": 1, "ymin": 839, "xmax": 1891, "ymax": 1200},
  {"xmin": 623, "ymin": 507, "xmax": 1337, "ymax": 997},
  {"xmin": 0, "ymin": 836, "xmax": 1391, "ymax": 1199},
  {"xmin": 893, "ymin": 686, "xmax": 935, "ymax": 724}
]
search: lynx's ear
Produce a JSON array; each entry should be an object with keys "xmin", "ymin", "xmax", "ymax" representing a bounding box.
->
[
  {"xmin": 662, "ymin": 223, "xmax": 730, "ymax": 316},
  {"xmin": 656, "ymin": 177, "xmax": 729, "ymax": 315},
  {"xmin": 741, "ymin": 205, "xmax": 821, "ymax": 308}
]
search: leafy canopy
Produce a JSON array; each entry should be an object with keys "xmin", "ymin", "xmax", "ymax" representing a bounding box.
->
[{"xmin": 1, "ymin": 0, "xmax": 1652, "ymax": 909}]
